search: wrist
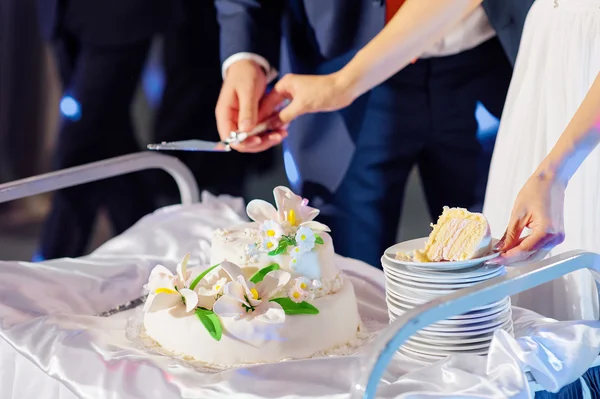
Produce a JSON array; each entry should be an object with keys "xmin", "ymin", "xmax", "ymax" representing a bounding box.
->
[
  {"xmin": 226, "ymin": 59, "xmax": 266, "ymax": 79},
  {"xmin": 533, "ymin": 159, "xmax": 570, "ymax": 189},
  {"xmin": 332, "ymin": 68, "xmax": 362, "ymax": 104}
]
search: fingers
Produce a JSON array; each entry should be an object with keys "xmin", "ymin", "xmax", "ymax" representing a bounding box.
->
[
  {"xmin": 498, "ymin": 230, "xmax": 564, "ymax": 266},
  {"xmin": 232, "ymin": 130, "xmax": 288, "ymax": 153},
  {"xmin": 237, "ymin": 79, "xmax": 260, "ymax": 131},
  {"xmin": 275, "ymin": 74, "xmax": 309, "ymax": 124},
  {"xmin": 215, "ymin": 84, "xmax": 238, "ymax": 142},
  {"xmin": 278, "ymin": 99, "xmax": 307, "ymax": 124},
  {"xmin": 496, "ymin": 216, "xmax": 524, "ymax": 252},
  {"xmin": 258, "ymin": 90, "xmax": 287, "ymax": 123}
]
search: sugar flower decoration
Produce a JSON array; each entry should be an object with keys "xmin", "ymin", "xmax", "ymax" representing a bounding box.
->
[
  {"xmin": 246, "ymin": 186, "xmax": 330, "ymax": 232},
  {"xmin": 295, "ymin": 226, "xmax": 316, "ymax": 251},
  {"xmin": 195, "ymin": 275, "xmax": 228, "ymax": 310},
  {"xmin": 260, "ymin": 220, "xmax": 284, "ymax": 240},
  {"xmin": 144, "ymin": 253, "xmax": 199, "ymax": 313},
  {"xmin": 288, "ymin": 277, "xmax": 321, "ymax": 303},
  {"xmin": 213, "ymin": 261, "xmax": 291, "ymax": 323}
]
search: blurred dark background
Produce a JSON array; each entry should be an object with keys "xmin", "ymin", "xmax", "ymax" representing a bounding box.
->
[{"xmin": 0, "ymin": 0, "xmax": 498, "ymax": 261}]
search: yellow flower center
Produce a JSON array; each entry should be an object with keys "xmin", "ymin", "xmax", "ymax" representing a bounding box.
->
[
  {"xmin": 291, "ymin": 259, "xmax": 297, "ymax": 264},
  {"xmin": 288, "ymin": 209, "xmax": 297, "ymax": 226},
  {"xmin": 292, "ymin": 291, "xmax": 301, "ymax": 299},
  {"xmin": 266, "ymin": 241, "xmax": 274, "ymax": 249},
  {"xmin": 214, "ymin": 285, "xmax": 221, "ymax": 291},
  {"xmin": 250, "ymin": 288, "xmax": 260, "ymax": 300},
  {"xmin": 300, "ymin": 282, "xmax": 308, "ymax": 290},
  {"xmin": 155, "ymin": 288, "xmax": 177, "ymax": 295},
  {"xmin": 300, "ymin": 234, "xmax": 306, "ymax": 241},
  {"xmin": 266, "ymin": 229, "xmax": 276, "ymax": 237}
]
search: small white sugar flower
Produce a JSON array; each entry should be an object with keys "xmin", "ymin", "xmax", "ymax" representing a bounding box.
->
[
  {"xmin": 290, "ymin": 245, "xmax": 308, "ymax": 259},
  {"xmin": 294, "ymin": 277, "xmax": 312, "ymax": 292},
  {"xmin": 295, "ymin": 226, "xmax": 316, "ymax": 251},
  {"xmin": 261, "ymin": 237, "xmax": 279, "ymax": 252},
  {"xmin": 288, "ymin": 287, "xmax": 307, "ymax": 303},
  {"xmin": 260, "ymin": 220, "xmax": 284, "ymax": 240},
  {"xmin": 289, "ymin": 257, "xmax": 299, "ymax": 271}
]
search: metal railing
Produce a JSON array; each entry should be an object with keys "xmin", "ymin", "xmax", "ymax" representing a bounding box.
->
[
  {"xmin": 352, "ymin": 250, "xmax": 600, "ymax": 399},
  {"xmin": 0, "ymin": 152, "xmax": 200, "ymax": 205}
]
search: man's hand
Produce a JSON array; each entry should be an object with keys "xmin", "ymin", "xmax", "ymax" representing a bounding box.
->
[{"xmin": 215, "ymin": 60, "xmax": 287, "ymax": 153}]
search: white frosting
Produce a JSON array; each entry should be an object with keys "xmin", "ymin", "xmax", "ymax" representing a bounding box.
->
[
  {"xmin": 210, "ymin": 222, "xmax": 340, "ymax": 292},
  {"xmin": 143, "ymin": 278, "xmax": 361, "ymax": 365}
]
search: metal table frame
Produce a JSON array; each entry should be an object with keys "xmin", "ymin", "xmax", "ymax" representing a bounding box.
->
[{"xmin": 0, "ymin": 152, "xmax": 200, "ymax": 205}]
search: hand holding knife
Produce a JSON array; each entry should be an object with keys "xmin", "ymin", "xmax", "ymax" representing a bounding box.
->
[{"xmin": 147, "ymin": 100, "xmax": 289, "ymax": 153}]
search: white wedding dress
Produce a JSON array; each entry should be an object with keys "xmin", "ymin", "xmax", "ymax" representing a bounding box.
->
[{"xmin": 483, "ymin": 0, "xmax": 600, "ymax": 321}]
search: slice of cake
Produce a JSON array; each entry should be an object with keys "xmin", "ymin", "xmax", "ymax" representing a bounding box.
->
[
  {"xmin": 142, "ymin": 186, "xmax": 362, "ymax": 365},
  {"xmin": 399, "ymin": 206, "xmax": 492, "ymax": 262}
]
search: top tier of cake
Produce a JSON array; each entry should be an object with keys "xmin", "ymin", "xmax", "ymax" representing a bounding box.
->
[{"xmin": 210, "ymin": 186, "xmax": 341, "ymax": 293}]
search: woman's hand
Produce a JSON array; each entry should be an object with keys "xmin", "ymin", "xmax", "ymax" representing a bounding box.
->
[
  {"xmin": 272, "ymin": 72, "xmax": 359, "ymax": 124},
  {"xmin": 494, "ymin": 171, "xmax": 567, "ymax": 265}
]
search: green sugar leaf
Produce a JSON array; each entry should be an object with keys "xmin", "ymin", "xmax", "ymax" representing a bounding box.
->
[
  {"xmin": 268, "ymin": 241, "xmax": 289, "ymax": 256},
  {"xmin": 195, "ymin": 308, "xmax": 223, "ymax": 341},
  {"xmin": 250, "ymin": 264, "xmax": 280, "ymax": 284},
  {"xmin": 314, "ymin": 235, "xmax": 324, "ymax": 245},
  {"xmin": 270, "ymin": 297, "xmax": 320, "ymax": 315},
  {"xmin": 189, "ymin": 263, "xmax": 220, "ymax": 290}
]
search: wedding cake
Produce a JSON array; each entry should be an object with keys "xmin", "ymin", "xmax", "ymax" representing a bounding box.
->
[{"xmin": 142, "ymin": 187, "xmax": 362, "ymax": 365}]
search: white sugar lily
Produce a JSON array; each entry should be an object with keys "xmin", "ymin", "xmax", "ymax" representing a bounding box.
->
[
  {"xmin": 143, "ymin": 254, "xmax": 199, "ymax": 313},
  {"xmin": 195, "ymin": 276, "xmax": 228, "ymax": 310},
  {"xmin": 246, "ymin": 186, "xmax": 330, "ymax": 232},
  {"xmin": 213, "ymin": 264, "xmax": 291, "ymax": 323}
]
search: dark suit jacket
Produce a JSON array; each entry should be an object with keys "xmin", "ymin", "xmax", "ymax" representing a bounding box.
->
[
  {"xmin": 37, "ymin": 0, "xmax": 183, "ymax": 46},
  {"xmin": 215, "ymin": 0, "xmax": 534, "ymax": 191}
]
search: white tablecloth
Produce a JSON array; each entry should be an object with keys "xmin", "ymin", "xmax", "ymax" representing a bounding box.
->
[{"xmin": 0, "ymin": 193, "xmax": 599, "ymax": 399}]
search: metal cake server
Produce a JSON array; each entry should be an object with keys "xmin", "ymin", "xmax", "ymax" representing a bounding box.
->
[{"xmin": 147, "ymin": 115, "xmax": 280, "ymax": 152}]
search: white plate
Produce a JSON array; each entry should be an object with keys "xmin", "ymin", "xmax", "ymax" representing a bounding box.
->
[
  {"xmin": 384, "ymin": 237, "xmax": 501, "ymax": 271},
  {"xmin": 406, "ymin": 338, "xmax": 491, "ymax": 351},
  {"xmin": 386, "ymin": 296, "xmax": 511, "ymax": 323},
  {"xmin": 383, "ymin": 264, "xmax": 506, "ymax": 285},
  {"xmin": 385, "ymin": 272, "xmax": 492, "ymax": 290},
  {"xmin": 410, "ymin": 331, "xmax": 495, "ymax": 345},
  {"xmin": 386, "ymin": 290, "xmax": 510, "ymax": 314},
  {"xmin": 397, "ymin": 310, "xmax": 512, "ymax": 333},
  {"xmin": 386, "ymin": 279, "xmax": 455, "ymax": 297},
  {"xmin": 382, "ymin": 256, "xmax": 505, "ymax": 280},
  {"xmin": 403, "ymin": 340, "xmax": 490, "ymax": 356},
  {"xmin": 389, "ymin": 305, "xmax": 511, "ymax": 326},
  {"xmin": 417, "ymin": 318, "xmax": 513, "ymax": 338}
]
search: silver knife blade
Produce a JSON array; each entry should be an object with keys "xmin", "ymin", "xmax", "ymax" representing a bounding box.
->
[
  {"xmin": 147, "ymin": 108, "xmax": 288, "ymax": 152},
  {"xmin": 147, "ymin": 139, "xmax": 231, "ymax": 152}
]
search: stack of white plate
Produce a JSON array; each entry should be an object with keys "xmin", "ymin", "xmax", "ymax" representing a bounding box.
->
[{"xmin": 382, "ymin": 237, "xmax": 513, "ymax": 364}]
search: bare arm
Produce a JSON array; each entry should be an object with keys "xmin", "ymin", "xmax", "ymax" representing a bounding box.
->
[
  {"xmin": 338, "ymin": 0, "xmax": 483, "ymax": 99},
  {"xmin": 534, "ymin": 73, "xmax": 600, "ymax": 185},
  {"xmin": 274, "ymin": 0, "xmax": 484, "ymax": 122},
  {"xmin": 497, "ymin": 72, "xmax": 600, "ymax": 263}
]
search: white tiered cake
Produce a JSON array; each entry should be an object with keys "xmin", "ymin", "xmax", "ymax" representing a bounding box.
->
[{"xmin": 142, "ymin": 187, "xmax": 362, "ymax": 365}]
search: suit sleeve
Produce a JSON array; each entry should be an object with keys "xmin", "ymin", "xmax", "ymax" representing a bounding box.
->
[{"xmin": 215, "ymin": 0, "xmax": 283, "ymax": 71}]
